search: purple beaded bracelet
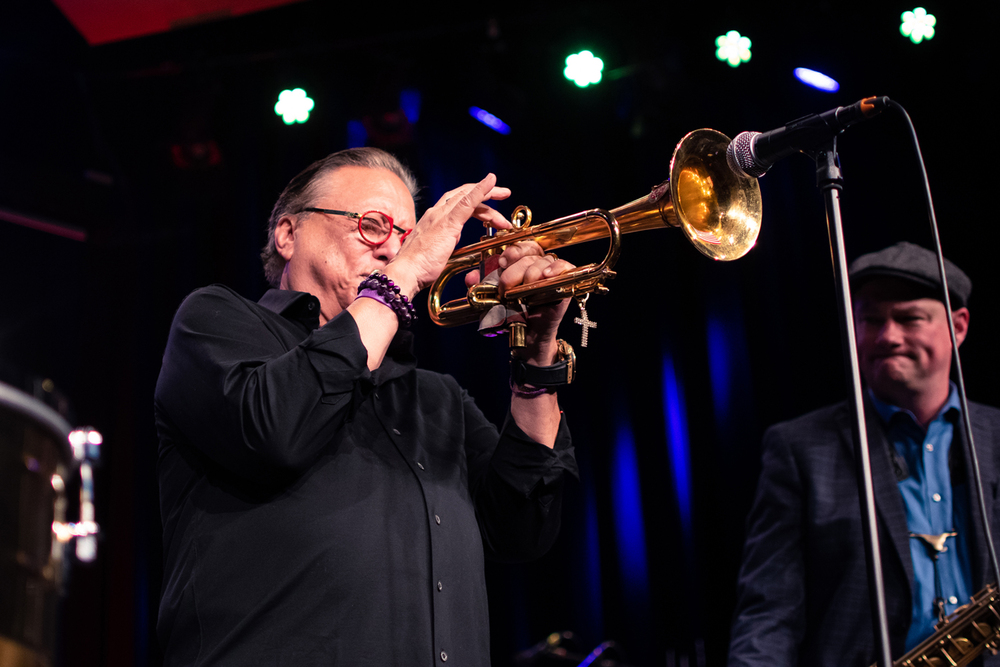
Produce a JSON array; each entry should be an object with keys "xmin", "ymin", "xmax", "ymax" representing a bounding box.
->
[{"xmin": 356, "ymin": 271, "xmax": 417, "ymax": 326}]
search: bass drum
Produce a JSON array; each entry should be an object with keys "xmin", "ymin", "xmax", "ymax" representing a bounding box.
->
[{"xmin": 0, "ymin": 382, "xmax": 72, "ymax": 667}]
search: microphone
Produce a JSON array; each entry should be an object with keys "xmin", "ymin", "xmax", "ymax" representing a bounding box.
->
[{"xmin": 726, "ymin": 96, "xmax": 890, "ymax": 178}]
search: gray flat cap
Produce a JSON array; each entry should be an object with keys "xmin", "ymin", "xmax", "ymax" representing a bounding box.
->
[{"xmin": 849, "ymin": 241, "xmax": 972, "ymax": 308}]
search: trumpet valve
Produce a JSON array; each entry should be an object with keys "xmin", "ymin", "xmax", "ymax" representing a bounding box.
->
[{"xmin": 509, "ymin": 322, "xmax": 526, "ymax": 348}]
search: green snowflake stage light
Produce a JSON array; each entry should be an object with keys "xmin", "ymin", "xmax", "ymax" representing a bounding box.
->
[
  {"xmin": 274, "ymin": 88, "xmax": 315, "ymax": 124},
  {"xmin": 716, "ymin": 30, "xmax": 752, "ymax": 67},
  {"xmin": 564, "ymin": 50, "xmax": 604, "ymax": 88},
  {"xmin": 900, "ymin": 7, "xmax": 936, "ymax": 43}
]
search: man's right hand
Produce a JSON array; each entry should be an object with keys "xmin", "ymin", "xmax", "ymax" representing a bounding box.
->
[{"xmin": 385, "ymin": 174, "xmax": 512, "ymax": 298}]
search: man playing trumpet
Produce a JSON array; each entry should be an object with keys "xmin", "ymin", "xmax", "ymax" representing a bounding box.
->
[{"xmin": 154, "ymin": 148, "xmax": 579, "ymax": 665}]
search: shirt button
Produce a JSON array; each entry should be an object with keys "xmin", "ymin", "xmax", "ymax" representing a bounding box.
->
[
  {"xmin": 440, "ymin": 650, "xmax": 448, "ymax": 662},
  {"xmin": 392, "ymin": 428, "xmax": 400, "ymax": 435},
  {"xmin": 435, "ymin": 514, "xmax": 441, "ymax": 525},
  {"xmin": 933, "ymin": 493, "xmax": 942, "ymax": 502},
  {"xmin": 949, "ymin": 596, "xmax": 959, "ymax": 604},
  {"xmin": 416, "ymin": 461, "xmax": 425, "ymax": 470},
  {"xmin": 926, "ymin": 443, "xmax": 934, "ymax": 452},
  {"xmin": 437, "ymin": 580, "xmax": 443, "ymax": 591}
]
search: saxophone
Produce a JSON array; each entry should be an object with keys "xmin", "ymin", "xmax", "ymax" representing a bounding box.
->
[{"xmin": 887, "ymin": 583, "xmax": 1000, "ymax": 667}]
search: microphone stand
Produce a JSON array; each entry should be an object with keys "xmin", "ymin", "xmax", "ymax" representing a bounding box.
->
[{"xmin": 809, "ymin": 138, "xmax": 893, "ymax": 667}]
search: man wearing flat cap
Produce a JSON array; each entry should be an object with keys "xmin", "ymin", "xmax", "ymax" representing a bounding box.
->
[{"xmin": 728, "ymin": 242, "xmax": 1000, "ymax": 667}]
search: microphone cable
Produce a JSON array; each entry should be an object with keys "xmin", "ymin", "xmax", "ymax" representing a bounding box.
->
[{"xmin": 890, "ymin": 98, "xmax": 1000, "ymax": 588}]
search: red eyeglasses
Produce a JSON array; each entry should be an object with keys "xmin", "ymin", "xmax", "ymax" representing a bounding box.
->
[{"xmin": 302, "ymin": 208, "xmax": 412, "ymax": 246}]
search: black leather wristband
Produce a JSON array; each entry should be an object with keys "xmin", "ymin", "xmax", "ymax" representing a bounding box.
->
[{"xmin": 510, "ymin": 339, "xmax": 576, "ymax": 388}]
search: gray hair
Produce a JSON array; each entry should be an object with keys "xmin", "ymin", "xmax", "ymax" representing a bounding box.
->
[{"xmin": 261, "ymin": 147, "xmax": 419, "ymax": 287}]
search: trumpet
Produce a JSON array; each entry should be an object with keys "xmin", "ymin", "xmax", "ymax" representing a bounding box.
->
[{"xmin": 427, "ymin": 128, "xmax": 763, "ymax": 344}]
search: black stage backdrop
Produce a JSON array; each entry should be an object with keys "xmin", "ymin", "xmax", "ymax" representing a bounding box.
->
[{"xmin": 2, "ymin": 2, "xmax": 997, "ymax": 665}]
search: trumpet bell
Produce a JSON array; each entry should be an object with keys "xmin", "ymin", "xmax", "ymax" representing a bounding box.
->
[{"xmin": 668, "ymin": 128, "xmax": 762, "ymax": 260}]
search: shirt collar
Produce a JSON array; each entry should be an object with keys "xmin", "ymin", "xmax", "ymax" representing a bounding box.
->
[{"xmin": 867, "ymin": 382, "xmax": 961, "ymax": 428}]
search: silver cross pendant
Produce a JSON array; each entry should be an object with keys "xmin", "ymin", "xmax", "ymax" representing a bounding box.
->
[{"xmin": 573, "ymin": 294, "xmax": 597, "ymax": 347}]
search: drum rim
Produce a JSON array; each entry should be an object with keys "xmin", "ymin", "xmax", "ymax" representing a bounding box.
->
[{"xmin": 0, "ymin": 380, "xmax": 73, "ymax": 461}]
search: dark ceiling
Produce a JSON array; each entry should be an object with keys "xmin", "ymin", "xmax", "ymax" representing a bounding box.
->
[{"xmin": 1, "ymin": 1, "xmax": 990, "ymax": 238}]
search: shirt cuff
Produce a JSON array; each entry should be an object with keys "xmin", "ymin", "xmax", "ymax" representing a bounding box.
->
[{"xmin": 490, "ymin": 411, "xmax": 578, "ymax": 496}]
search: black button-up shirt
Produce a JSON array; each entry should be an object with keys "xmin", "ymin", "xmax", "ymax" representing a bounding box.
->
[{"xmin": 154, "ymin": 285, "xmax": 576, "ymax": 666}]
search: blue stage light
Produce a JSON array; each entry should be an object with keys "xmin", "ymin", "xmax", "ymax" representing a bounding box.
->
[
  {"xmin": 469, "ymin": 107, "xmax": 511, "ymax": 135},
  {"xmin": 706, "ymin": 316, "xmax": 733, "ymax": 421},
  {"xmin": 611, "ymin": 419, "xmax": 650, "ymax": 596},
  {"xmin": 346, "ymin": 120, "xmax": 367, "ymax": 148},
  {"xmin": 794, "ymin": 67, "xmax": 840, "ymax": 92},
  {"xmin": 400, "ymin": 89, "xmax": 421, "ymax": 123},
  {"xmin": 662, "ymin": 355, "xmax": 693, "ymax": 539}
]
